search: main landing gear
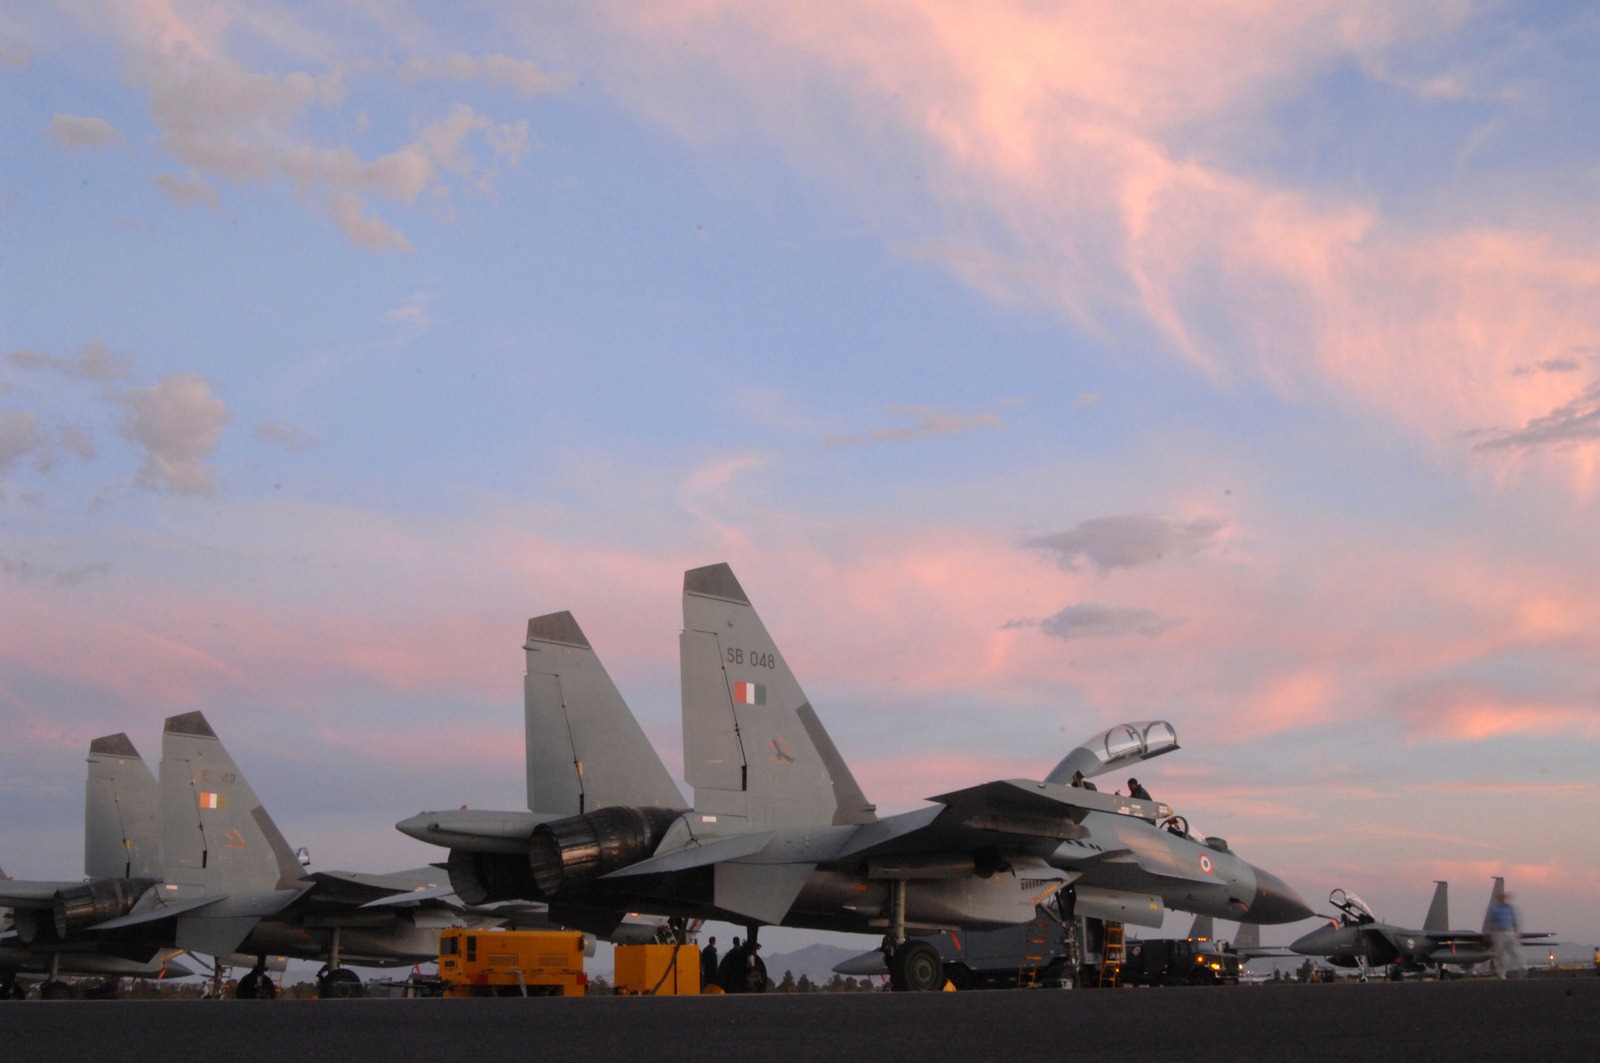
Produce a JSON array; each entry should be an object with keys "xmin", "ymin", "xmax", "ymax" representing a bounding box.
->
[
  {"xmin": 315, "ymin": 926, "xmax": 364, "ymax": 998},
  {"xmin": 235, "ymin": 956, "xmax": 278, "ymax": 999},
  {"xmin": 715, "ymin": 923, "xmax": 769, "ymax": 993},
  {"xmin": 882, "ymin": 880, "xmax": 945, "ymax": 992}
]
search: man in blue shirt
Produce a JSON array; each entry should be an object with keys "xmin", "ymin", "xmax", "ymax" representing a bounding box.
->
[{"xmin": 1486, "ymin": 893, "xmax": 1525, "ymax": 980}]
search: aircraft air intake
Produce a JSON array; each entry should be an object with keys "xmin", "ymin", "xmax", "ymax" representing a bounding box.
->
[
  {"xmin": 51, "ymin": 877, "xmax": 161, "ymax": 937},
  {"xmin": 528, "ymin": 806, "xmax": 682, "ymax": 896}
]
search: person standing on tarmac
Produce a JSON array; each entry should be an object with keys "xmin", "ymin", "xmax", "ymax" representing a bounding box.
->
[
  {"xmin": 700, "ymin": 936, "xmax": 719, "ymax": 989},
  {"xmin": 1486, "ymin": 892, "xmax": 1526, "ymax": 980}
]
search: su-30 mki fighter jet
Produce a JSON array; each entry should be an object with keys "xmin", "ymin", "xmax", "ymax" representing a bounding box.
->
[
  {"xmin": 1, "ymin": 716, "xmax": 464, "ymax": 999},
  {"xmin": 400, "ymin": 563, "xmax": 1311, "ymax": 991},
  {"xmin": 1290, "ymin": 878, "xmax": 1552, "ymax": 980}
]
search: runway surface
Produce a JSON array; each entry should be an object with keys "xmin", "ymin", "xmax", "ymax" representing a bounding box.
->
[{"xmin": 5, "ymin": 979, "xmax": 1597, "ymax": 1062}]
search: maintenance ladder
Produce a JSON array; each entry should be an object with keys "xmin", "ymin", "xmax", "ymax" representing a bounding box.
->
[
  {"xmin": 1015, "ymin": 912, "xmax": 1052, "ymax": 988},
  {"xmin": 1097, "ymin": 922, "xmax": 1124, "ymax": 988}
]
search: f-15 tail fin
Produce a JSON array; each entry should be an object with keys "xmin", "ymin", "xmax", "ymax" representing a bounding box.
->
[
  {"xmin": 523, "ymin": 611, "xmax": 684, "ymax": 815},
  {"xmin": 84, "ymin": 733, "xmax": 161, "ymax": 880},
  {"xmin": 679, "ymin": 563, "xmax": 875, "ymax": 832},
  {"xmin": 1424, "ymin": 880, "xmax": 1450, "ymax": 933},
  {"xmin": 159, "ymin": 712, "xmax": 303, "ymax": 894}
]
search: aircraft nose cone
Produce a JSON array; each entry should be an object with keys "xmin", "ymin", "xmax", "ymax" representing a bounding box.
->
[
  {"xmin": 1290, "ymin": 923, "xmax": 1336, "ymax": 956},
  {"xmin": 1249, "ymin": 868, "xmax": 1313, "ymax": 924}
]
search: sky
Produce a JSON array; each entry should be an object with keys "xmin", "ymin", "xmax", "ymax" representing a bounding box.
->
[{"xmin": 3, "ymin": 1, "xmax": 1599, "ymax": 957}]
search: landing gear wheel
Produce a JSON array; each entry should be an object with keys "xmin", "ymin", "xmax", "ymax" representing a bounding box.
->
[
  {"xmin": 889, "ymin": 940, "xmax": 944, "ymax": 992},
  {"xmin": 236, "ymin": 970, "xmax": 278, "ymax": 999},
  {"xmin": 40, "ymin": 980, "xmax": 74, "ymax": 1001},
  {"xmin": 317, "ymin": 967, "xmax": 364, "ymax": 998}
]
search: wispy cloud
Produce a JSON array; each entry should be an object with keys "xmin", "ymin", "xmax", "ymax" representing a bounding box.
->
[
  {"xmin": 48, "ymin": 113, "xmax": 124, "ymax": 151},
  {"xmin": 822, "ymin": 402, "xmax": 1015, "ymax": 446},
  {"xmin": 1473, "ymin": 383, "xmax": 1600, "ymax": 453},
  {"xmin": 1025, "ymin": 514, "xmax": 1224, "ymax": 574},
  {"xmin": 1006, "ymin": 602, "xmax": 1180, "ymax": 641}
]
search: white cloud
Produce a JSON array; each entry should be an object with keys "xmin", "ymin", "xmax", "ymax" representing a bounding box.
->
[
  {"xmin": 1026, "ymin": 514, "xmax": 1224, "ymax": 573},
  {"xmin": 118, "ymin": 373, "xmax": 230, "ymax": 495},
  {"xmin": 397, "ymin": 52, "xmax": 567, "ymax": 97},
  {"xmin": 1007, "ymin": 602, "xmax": 1181, "ymax": 641},
  {"xmin": 154, "ymin": 171, "xmax": 222, "ymax": 211},
  {"xmin": 0, "ymin": 410, "xmax": 47, "ymax": 475},
  {"xmin": 48, "ymin": 114, "xmax": 123, "ymax": 150},
  {"xmin": 823, "ymin": 403, "xmax": 1012, "ymax": 446}
]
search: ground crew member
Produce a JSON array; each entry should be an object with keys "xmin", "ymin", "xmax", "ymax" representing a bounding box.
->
[
  {"xmin": 1128, "ymin": 778, "xmax": 1151, "ymax": 800},
  {"xmin": 700, "ymin": 936, "xmax": 718, "ymax": 988},
  {"xmin": 1486, "ymin": 892, "xmax": 1525, "ymax": 980}
]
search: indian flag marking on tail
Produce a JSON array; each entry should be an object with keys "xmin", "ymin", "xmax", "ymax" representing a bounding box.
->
[
  {"xmin": 198, "ymin": 791, "xmax": 226, "ymax": 810},
  {"xmin": 733, "ymin": 681, "xmax": 766, "ymax": 706}
]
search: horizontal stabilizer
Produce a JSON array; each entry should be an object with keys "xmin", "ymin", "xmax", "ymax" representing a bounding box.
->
[
  {"xmin": 90, "ymin": 893, "xmax": 224, "ymax": 930},
  {"xmin": 600, "ymin": 830, "xmax": 775, "ymax": 879},
  {"xmin": 0, "ymin": 881, "xmax": 72, "ymax": 908}
]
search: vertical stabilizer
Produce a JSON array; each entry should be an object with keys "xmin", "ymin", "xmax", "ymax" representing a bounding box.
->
[
  {"xmin": 1233, "ymin": 921, "xmax": 1260, "ymax": 952},
  {"xmin": 159, "ymin": 712, "xmax": 303, "ymax": 894},
  {"xmin": 679, "ymin": 563, "xmax": 875, "ymax": 831},
  {"xmin": 85, "ymin": 733, "xmax": 161, "ymax": 880},
  {"xmin": 1423, "ymin": 880, "xmax": 1450, "ymax": 932},
  {"xmin": 524, "ymin": 611, "xmax": 684, "ymax": 815},
  {"xmin": 1481, "ymin": 876, "xmax": 1507, "ymax": 934},
  {"xmin": 1187, "ymin": 913, "xmax": 1215, "ymax": 940}
]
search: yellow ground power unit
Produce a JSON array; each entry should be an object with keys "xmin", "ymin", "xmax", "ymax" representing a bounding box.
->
[
  {"xmin": 613, "ymin": 944, "xmax": 702, "ymax": 995},
  {"xmin": 438, "ymin": 929, "xmax": 588, "ymax": 997}
]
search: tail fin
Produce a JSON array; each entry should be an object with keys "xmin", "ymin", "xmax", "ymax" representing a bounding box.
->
[
  {"xmin": 1424, "ymin": 880, "xmax": 1450, "ymax": 932},
  {"xmin": 1481, "ymin": 876, "xmax": 1507, "ymax": 933},
  {"xmin": 1187, "ymin": 913, "xmax": 1215, "ymax": 940},
  {"xmin": 1233, "ymin": 921, "xmax": 1261, "ymax": 952},
  {"xmin": 679, "ymin": 563, "xmax": 875, "ymax": 831},
  {"xmin": 524, "ymin": 611, "xmax": 684, "ymax": 815},
  {"xmin": 85, "ymin": 733, "xmax": 162, "ymax": 880},
  {"xmin": 158, "ymin": 712, "xmax": 302, "ymax": 893}
]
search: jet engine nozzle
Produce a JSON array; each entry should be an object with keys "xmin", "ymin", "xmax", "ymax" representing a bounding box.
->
[
  {"xmin": 528, "ymin": 806, "xmax": 682, "ymax": 896},
  {"xmin": 51, "ymin": 876, "xmax": 161, "ymax": 937},
  {"xmin": 446, "ymin": 848, "xmax": 541, "ymax": 905}
]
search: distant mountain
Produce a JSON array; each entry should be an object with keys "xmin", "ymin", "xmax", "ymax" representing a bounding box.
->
[{"xmin": 761, "ymin": 943, "xmax": 872, "ymax": 985}]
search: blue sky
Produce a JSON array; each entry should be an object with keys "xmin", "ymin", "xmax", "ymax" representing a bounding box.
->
[{"xmin": 4, "ymin": 1, "xmax": 1599, "ymax": 951}]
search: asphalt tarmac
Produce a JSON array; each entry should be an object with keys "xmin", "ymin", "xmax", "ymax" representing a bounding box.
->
[{"xmin": 4, "ymin": 979, "xmax": 1597, "ymax": 1062}]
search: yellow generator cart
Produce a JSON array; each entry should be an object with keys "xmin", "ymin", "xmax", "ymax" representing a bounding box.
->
[
  {"xmin": 438, "ymin": 929, "xmax": 588, "ymax": 997},
  {"xmin": 614, "ymin": 944, "xmax": 701, "ymax": 995}
]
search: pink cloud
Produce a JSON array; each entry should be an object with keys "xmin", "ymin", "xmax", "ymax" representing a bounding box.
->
[{"xmin": 566, "ymin": 1, "xmax": 1600, "ymax": 485}]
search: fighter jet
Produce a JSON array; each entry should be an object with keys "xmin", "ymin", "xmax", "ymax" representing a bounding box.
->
[
  {"xmin": 1289, "ymin": 879, "xmax": 1551, "ymax": 979},
  {"xmin": 0, "ymin": 716, "xmax": 465, "ymax": 998},
  {"xmin": 400, "ymin": 563, "xmax": 1311, "ymax": 991}
]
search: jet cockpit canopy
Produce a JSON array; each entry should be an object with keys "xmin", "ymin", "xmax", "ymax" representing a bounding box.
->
[
  {"xmin": 1045, "ymin": 720, "xmax": 1180, "ymax": 784},
  {"xmin": 1329, "ymin": 888, "xmax": 1377, "ymax": 926}
]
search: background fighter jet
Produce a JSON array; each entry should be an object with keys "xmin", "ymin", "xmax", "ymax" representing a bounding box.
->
[
  {"xmin": 1289, "ymin": 878, "xmax": 1551, "ymax": 979},
  {"xmin": 0, "ymin": 715, "xmax": 464, "ymax": 998},
  {"xmin": 3, "ymin": 864, "xmax": 196, "ymax": 999},
  {"xmin": 401, "ymin": 563, "xmax": 1311, "ymax": 991}
]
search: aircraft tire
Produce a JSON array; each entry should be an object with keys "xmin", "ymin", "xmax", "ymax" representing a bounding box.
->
[
  {"xmin": 237, "ymin": 971, "xmax": 278, "ymax": 999},
  {"xmin": 889, "ymin": 941, "xmax": 944, "ymax": 993},
  {"xmin": 318, "ymin": 968, "xmax": 365, "ymax": 999},
  {"xmin": 39, "ymin": 980, "xmax": 74, "ymax": 1001}
]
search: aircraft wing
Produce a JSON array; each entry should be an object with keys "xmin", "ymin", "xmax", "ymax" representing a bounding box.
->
[
  {"xmin": 834, "ymin": 779, "xmax": 1168, "ymax": 864},
  {"xmin": 301, "ymin": 868, "xmax": 458, "ymax": 908}
]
